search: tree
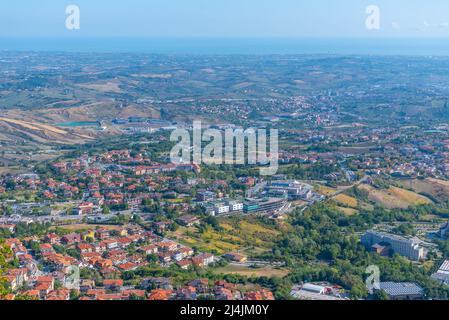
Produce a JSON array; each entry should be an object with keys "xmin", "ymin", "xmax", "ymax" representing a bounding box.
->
[
  {"xmin": 203, "ymin": 216, "xmax": 221, "ymax": 232},
  {"xmin": 70, "ymin": 289, "xmax": 79, "ymax": 300},
  {"xmin": 350, "ymin": 282, "xmax": 368, "ymax": 300},
  {"xmin": 102, "ymin": 206, "xmax": 110, "ymax": 215},
  {"xmin": 0, "ymin": 241, "xmax": 12, "ymax": 297},
  {"xmin": 146, "ymin": 254, "xmax": 158, "ymax": 264},
  {"xmin": 373, "ymin": 289, "xmax": 390, "ymax": 300}
]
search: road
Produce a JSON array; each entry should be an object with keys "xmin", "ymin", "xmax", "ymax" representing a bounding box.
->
[{"xmin": 327, "ymin": 175, "xmax": 369, "ymax": 201}]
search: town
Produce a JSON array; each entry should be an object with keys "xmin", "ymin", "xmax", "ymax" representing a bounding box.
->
[{"xmin": 2, "ymin": 53, "xmax": 449, "ymax": 301}]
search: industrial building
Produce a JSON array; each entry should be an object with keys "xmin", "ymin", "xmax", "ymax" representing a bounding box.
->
[{"xmin": 378, "ymin": 282, "xmax": 424, "ymax": 300}]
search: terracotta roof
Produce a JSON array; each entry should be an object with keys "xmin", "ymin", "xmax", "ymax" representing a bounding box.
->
[{"xmin": 148, "ymin": 289, "xmax": 173, "ymax": 300}]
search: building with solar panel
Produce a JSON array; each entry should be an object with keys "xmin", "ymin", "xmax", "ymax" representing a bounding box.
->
[{"xmin": 378, "ymin": 282, "xmax": 425, "ymax": 300}]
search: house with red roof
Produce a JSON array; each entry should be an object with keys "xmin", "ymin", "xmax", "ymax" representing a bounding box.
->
[
  {"xmin": 147, "ymin": 289, "xmax": 174, "ymax": 300},
  {"xmin": 103, "ymin": 279, "xmax": 123, "ymax": 292}
]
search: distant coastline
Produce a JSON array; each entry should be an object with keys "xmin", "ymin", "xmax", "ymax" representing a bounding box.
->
[{"xmin": 2, "ymin": 37, "xmax": 449, "ymax": 56}]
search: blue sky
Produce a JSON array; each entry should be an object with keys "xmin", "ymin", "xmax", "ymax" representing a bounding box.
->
[{"xmin": 1, "ymin": 0, "xmax": 449, "ymax": 38}]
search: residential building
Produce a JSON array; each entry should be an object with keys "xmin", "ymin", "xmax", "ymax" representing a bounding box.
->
[
  {"xmin": 197, "ymin": 191, "xmax": 215, "ymax": 202},
  {"xmin": 176, "ymin": 215, "xmax": 201, "ymax": 227},
  {"xmin": 192, "ymin": 253, "xmax": 215, "ymax": 267},
  {"xmin": 226, "ymin": 200, "xmax": 244, "ymax": 212}
]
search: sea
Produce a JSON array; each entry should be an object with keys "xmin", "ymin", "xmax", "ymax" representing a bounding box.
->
[{"xmin": 1, "ymin": 37, "xmax": 449, "ymax": 56}]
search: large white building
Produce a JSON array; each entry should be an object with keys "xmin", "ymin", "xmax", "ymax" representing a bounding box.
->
[
  {"xmin": 202, "ymin": 199, "xmax": 243, "ymax": 216},
  {"xmin": 265, "ymin": 180, "xmax": 313, "ymax": 201},
  {"xmin": 361, "ymin": 230, "xmax": 426, "ymax": 261},
  {"xmin": 214, "ymin": 203, "xmax": 230, "ymax": 215}
]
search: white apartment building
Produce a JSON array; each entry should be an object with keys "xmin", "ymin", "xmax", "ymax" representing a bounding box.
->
[
  {"xmin": 214, "ymin": 203, "xmax": 230, "ymax": 214},
  {"xmin": 226, "ymin": 200, "xmax": 244, "ymax": 212}
]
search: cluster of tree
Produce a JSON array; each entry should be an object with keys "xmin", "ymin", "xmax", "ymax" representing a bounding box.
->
[
  {"xmin": 52, "ymin": 244, "xmax": 81, "ymax": 260},
  {"xmin": 14, "ymin": 222, "xmax": 51, "ymax": 238},
  {"xmin": 392, "ymin": 223, "xmax": 416, "ymax": 237},
  {"xmin": 262, "ymin": 203, "xmax": 449, "ymax": 299},
  {"xmin": 0, "ymin": 240, "xmax": 12, "ymax": 297}
]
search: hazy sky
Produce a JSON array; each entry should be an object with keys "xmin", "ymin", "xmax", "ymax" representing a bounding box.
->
[{"xmin": 1, "ymin": 0, "xmax": 449, "ymax": 38}]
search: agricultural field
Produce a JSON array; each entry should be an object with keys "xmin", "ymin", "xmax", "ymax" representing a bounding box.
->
[
  {"xmin": 168, "ymin": 217, "xmax": 282, "ymax": 256},
  {"xmin": 357, "ymin": 184, "xmax": 432, "ymax": 209},
  {"xmin": 213, "ymin": 264, "xmax": 290, "ymax": 278},
  {"xmin": 0, "ymin": 166, "xmax": 23, "ymax": 175},
  {"xmin": 336, "ymin": 206, "xmax": 359, "ymax": 216},
  {"xmin": 314, "ymin": 184, "xmax": 338, "ymax": 196},
  {"xmin": 333, "ymin": 194, "xmax": 358, "ymax": 208},
  {"xmin": 77, "ymin": 81, "xmax": 123, "ymax": 93},
  {"xmin": 397, "ymin": 178, "xmax": 449, "ymax": 203}
]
